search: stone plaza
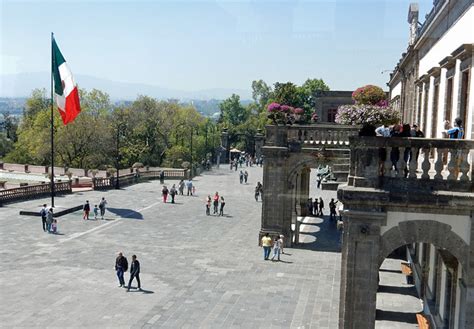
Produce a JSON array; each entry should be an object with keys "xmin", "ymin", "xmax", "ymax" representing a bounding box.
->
[{"xmin": 0, "ymin": 165, "xmax": 424, "ymax": 328}]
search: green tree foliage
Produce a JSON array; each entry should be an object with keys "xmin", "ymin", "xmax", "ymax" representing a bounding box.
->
[
  {"xmin": 3, "ymin": 89, "xmax": 219, "ymax": 171},
  {"xmin": 219, "ymin": 94, "xmax": 248, "ymax": 126}
]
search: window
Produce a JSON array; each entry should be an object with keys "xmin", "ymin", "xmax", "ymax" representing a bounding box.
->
[
  {"xmin": 327, "ymin": 108, "xmax": 338, "ymax": 123},
  {"xmin": 459, "ymin": 70, "xmax": 470, "ymax": 136}
]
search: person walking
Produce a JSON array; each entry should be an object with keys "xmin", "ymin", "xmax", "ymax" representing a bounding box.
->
[
  {"xmin": 271, "ymin": 236, "xmax": 282, "ymax": 261},
  {"xmin": 329, "ymin": 198, "xmax": 338, "ymax": 221},
  {"xmin": 239, "ymin": 170, "xmax": 244, "ymax": 184},
  {"xmin": 318, "ymin": 197, "xmax": 324, "ymax": 216},
  {"xmin": 169, "ymin": 184, "xmax": 177, "ymax": 203},
  {"xmin": 127, "ymin": 255, "xmax": 142, "ymax": 291},
  {"xmin": 83, "ymin": 200, "xmax": 90, "ymax": 220},
  {"xmin": 219, "ymin": 196, "xmax": 225, "ymax": 216},
  {"xmin": 279, "ymin": 235, "xmax": 285, "ymax": 254},
  {"xmin": 205, "ymin": 195, "xmax": 211, "ymax": 216},
  {"xmin": 261, "ymin": 233, "xmax": 272, "ymax": 260},
  {"xmin": 40, "ymin": 204, "xmax": 48, "ymax": 232},
  {"xmin": 186, "ymin": 179, "xmax": 193, "ymax": 196},
  {"xmin": 46, "ymin": 207, "xmax": 54, "ymax": 233},
  {"xmin": 115, "ymin": 252, "xmax": 128, "ymax": 288},
  {"xmin": 213, "ymin": 192, "xmax": 219, "ymax": 214},
  {"xmin": 51, "ymin": 219, "xmax": 58, "ymax": 234},
  {"xmin": 99, "ymin": 197, "xmax": 108, "ymax": 220},
  {"xmin": 162, "ymin": 186, "xmax": 169, "ymax": 203},
  {"xmin": 244, "ymin": 170, "xmax": 248, "ymax": 183},
  {"xmin": 93, "ymin": 204, "xmax": 99, "ymax": 220},
  {"xmin": 178, "ymin": 180, "xmax": 185, "ymax": 195},
  {"xmin": 159, "ymin": 171, "xmax": 165, "ymax": 184}
]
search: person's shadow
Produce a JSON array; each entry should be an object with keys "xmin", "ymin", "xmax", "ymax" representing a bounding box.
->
[{"xmin": 126, "ymin": 286, "xmax": 154, "ymax": 294}]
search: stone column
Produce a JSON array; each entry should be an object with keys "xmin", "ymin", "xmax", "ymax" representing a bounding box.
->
[
  {"xmin": 339, "ymin": 210, "xmax": 385, "ymax": 329},
  {"xmin": 254, "ymin": 130, "xmax": 264, "ymax": 160},
  {"xmin": 220, "ymin": 129, "xmax": 229, "ymax": 164},
  {"xmin": 259, "ymin": 125, "xmax": 292, "ymax": 246}
]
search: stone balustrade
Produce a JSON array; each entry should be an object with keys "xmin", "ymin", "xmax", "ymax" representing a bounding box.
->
[
  {"xmin": 265, "ymin": 124, "xmax": 360, "ymax": 148},
  {"xmin": 0, "ymin": 181, "xmax": 72, "ymax": 205},
  {"xmin": 347, "ymin": 136, "xmax": 474, "ymax": 192}
]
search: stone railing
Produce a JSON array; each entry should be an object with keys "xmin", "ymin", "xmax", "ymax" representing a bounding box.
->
[
  {"xmin": 265, "ymin": 124, "xmax": 360, "ymax": 148},
  {"xmin": 92, "ymin": 169, "xmax": 189, "ymax": 190},
  {"xmin": 0, "ymin": 181, "xmax": 72, "ymax": 205},
  {"xmin": 347, "ymin": 137, "xmax": 474, "ymax": 192}
]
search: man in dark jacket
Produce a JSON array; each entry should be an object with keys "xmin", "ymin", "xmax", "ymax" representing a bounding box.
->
[
  {"xmin": 127, "ymin": 255, "xmax": 141, "ymax": 291},
  {"xmin": 115, "ymin": 252, "xmax": 128, "ymax": 288}
]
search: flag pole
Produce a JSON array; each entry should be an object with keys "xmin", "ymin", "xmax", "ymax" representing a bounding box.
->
[{"xmin": 50, "ymin": 32, "xmax": 55, "ymax": 208}]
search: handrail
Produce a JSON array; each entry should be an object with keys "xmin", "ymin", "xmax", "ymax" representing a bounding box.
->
[
  {"xmin": 0, "ymin": 181, "xmax": 72, "ymax": 204},
  {"xmin": 347, "ymin": 136, "xmax": 474, "ymax": 192}
]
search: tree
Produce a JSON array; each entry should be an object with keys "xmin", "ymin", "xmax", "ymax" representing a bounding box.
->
[
  {"xmin": 251, "ymin": 80, "xmax": 272, "ymax": 109},
  {"xmin": 272, "ymin": 82, "xmax": 304, "ymax": 108},
  {"xmin": 219, "ymin": 94, "xmax": 248, "ymax": 127}
]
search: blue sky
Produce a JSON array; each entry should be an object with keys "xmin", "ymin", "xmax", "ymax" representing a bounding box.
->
[{"xmin": 1, "ymin": 0, "xmax": 433, "ymax": 94}]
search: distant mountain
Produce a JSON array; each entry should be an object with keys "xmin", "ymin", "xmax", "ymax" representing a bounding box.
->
[{"xmin": 0, "ymin": 72, "xmax": 252, "ymax": 101}]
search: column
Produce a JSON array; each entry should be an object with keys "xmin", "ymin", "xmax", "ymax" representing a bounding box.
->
[
  {"xmin": 254, "ymin": 130, "xmax": 264, "ymax": 160},
  {"xmin": 339, "ymin": 210, "xmax": 385, "ymax": 329},
  {"xmin": 451, "ymin": 59, "xmax": 461, "ymax": 123},
  {"xmin": 220, "ymin": 129, "xmax": 229, "ymax": 164},
  {"xmin": 437, "ymin": 68, "xmax": 447, "ymax": 138},
  {"xmin": 425, "ymin": 76, "xmax": 435, "ymax": 137}
]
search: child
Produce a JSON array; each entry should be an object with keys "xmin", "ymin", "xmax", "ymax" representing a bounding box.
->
[
  {"xmin": 51, "ymin": 219, "xmax": 58, "ymax": 234},
  {"xmin": 93, "ymin": 205, "xmax": 99, "ymax": 220},
  {"xmin": 205, "ymin": 196, "xmax": 211, "ymax": 216}
]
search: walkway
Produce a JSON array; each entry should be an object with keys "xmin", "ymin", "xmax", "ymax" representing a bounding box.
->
[{"xmin": 0, "ymin": 165, "xmax": 422, "ymax": 328}]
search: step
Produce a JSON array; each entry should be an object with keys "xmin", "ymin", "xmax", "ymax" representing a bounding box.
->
[
  {"xmin": 331, "ymin": 163, "xmax": 350, "ymax": 171},
  {"xmin": 321, "ymin": 181, "xmax": 340, "ymax": 191},
  {"xmin": 332, "ymin": 171, "xmax": 349, "ymax": 181}
]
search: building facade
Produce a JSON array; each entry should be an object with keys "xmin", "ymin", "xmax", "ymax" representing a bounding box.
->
[
  {"xmin": 313, "ymin": 90, "xmax": 354, "ymax": 123},
  {"xmin": 388, "ymin": 0, "xmax": 473, "ymax": 140},
  {"xmin": 386, "ymin": 1, "xmax": 474, "ymax": 327}
]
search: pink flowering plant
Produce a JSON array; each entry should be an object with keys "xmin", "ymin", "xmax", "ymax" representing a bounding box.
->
[
  {"xmin": 294, "ymin": 108, "xmax": 305, "ymax": 114},
  {"xmin": 335, "ymin": 85, "xmax": 399, "ymax": 126},
  {"xmin": 352, "ymin": 85, "xmax": 386, "ymax": 105},
  {"xmin": 335, "ymin": 104, "xmax": 399, "ymax": 126},
  {"xmin": 267, "ymin": 102, "xmax": 281, "ymax": 113}
]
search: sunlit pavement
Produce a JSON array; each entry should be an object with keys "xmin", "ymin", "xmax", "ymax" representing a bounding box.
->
[{"xmin": 0, "ymin": 165, "xmax": 416, "ymax": 328}]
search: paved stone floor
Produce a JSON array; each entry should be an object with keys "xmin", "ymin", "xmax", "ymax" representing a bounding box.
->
[{"xmin": 0, "ymin": 166, "xmax": 421, "ymax": 328}]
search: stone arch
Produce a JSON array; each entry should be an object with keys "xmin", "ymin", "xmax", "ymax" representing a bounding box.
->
[
  {"xmin": 287, "ymin": 157, "xmax": 327, "ymax": 184},
  {"xmin": 378, "ymin": 220, "xmax": 469, "ymax": 270}
]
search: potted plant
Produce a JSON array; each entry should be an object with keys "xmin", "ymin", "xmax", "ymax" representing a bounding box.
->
[{"xmin": 335, "ymin": 85, "xmax": 399, "ymax": 127}]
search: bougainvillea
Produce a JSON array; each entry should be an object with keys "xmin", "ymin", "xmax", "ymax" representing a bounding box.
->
[
  {"xmin": 267, "ymin": 102, "xmax": 281, "ymax": 113},
  {"xmin": 335, "ymin": 104, "xmax": 400, "ymax": 126},
  {"xmin": 294, "ymin": 108, "xmax": 305, "ymax": 114},
  {"xmin": 352, "ymin": 85, "xmax": 386, "ymax": 105}
]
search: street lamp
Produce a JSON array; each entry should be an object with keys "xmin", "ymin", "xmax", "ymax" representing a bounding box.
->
[{"xmin": 115, "ymin": 122, "xmax": 125, "ymax": 189}]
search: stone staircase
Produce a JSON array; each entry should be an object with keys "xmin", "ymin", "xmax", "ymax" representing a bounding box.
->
[{"xmin": 321, "ymin": 150, "xmax": 351, "ymax": 191}]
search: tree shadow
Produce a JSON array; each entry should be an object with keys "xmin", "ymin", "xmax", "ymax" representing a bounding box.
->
[{"xmin": 107, "ymin": 208, "xmax": 144, "ymax": 220}]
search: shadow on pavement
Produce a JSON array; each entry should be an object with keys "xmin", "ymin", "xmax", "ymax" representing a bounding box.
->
[
  {"xmin": 107, "ymin": 208, "xmax": 144, "ymax": 220},
  {"xmin": 375, "ymin": 309, "xmax": 418, "ymax": 324},
  {"xmin": 293, "ymin": 216, "xmax": 341, "ymax": 253},
  {"xmin": 377, "ymin": 284, "xmax": 418, "ymax": 297}
]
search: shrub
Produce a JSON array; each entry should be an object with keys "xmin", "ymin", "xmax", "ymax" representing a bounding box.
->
[
  {"xmin": 352, "ymin": 85, "xmax": 386, "ymax": 105},
  {"xmin": 335, "ymin": 104, "xmax": 400, "ymax": 126}
]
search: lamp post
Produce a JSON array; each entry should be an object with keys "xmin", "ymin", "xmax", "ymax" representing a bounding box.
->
[{"xmin": 115, "ymin": 123, "xmax": 125, "ymax": 189}]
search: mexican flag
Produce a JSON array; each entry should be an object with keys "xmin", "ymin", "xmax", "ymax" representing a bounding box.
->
[{"xmin": 52, "ymin": 37, "xmax": 81, "ymax": 125}]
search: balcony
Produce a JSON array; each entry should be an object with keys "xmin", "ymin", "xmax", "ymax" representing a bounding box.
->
[{"xmin": 345, "ymin": 136, "xmax": 474, "ymax": 194}]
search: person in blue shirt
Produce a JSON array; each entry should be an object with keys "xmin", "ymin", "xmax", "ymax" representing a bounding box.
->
[{"xmin": 446, "ymin": 118, "xmax": 464, "ymax": 139}]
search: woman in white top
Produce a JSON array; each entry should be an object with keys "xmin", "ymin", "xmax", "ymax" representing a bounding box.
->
[{"xmin": 271, "ymin": 236, "xmax": 282, "ymax": 261}]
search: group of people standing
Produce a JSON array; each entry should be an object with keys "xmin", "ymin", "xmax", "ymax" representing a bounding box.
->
[
  {"xmin": 40, "ymin": 204, "xmax": 57, "ymax": 234},
  {"xmin": 82, "ymin": 197, "xmax": 108, "ymax": 220},
  {"xmin": 261, "ymin": 233, "xmax": 285, "ymax": 261},
  {"xmin": 206, "ymin": 192, "xmax": 225, "ymax": 216},
  {"xmin": 115, "ymin": 252, "xmax": 142, "ymax": 292},
  {"xmin": 306, "ymin": 197, "xmax": 325, "ymax": 216}
]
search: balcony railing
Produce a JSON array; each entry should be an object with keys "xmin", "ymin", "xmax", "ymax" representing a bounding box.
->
[
  {"xmin": 0, "ymin": 181, "xmax": 72, "ymax": 205},
  {"xmin": 266, "ymin": 124, "xmax": 360, "ymax": 148},
  {"xmin": 347, "ymin": 137, "xmax": 474, "ymax": 192}
]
